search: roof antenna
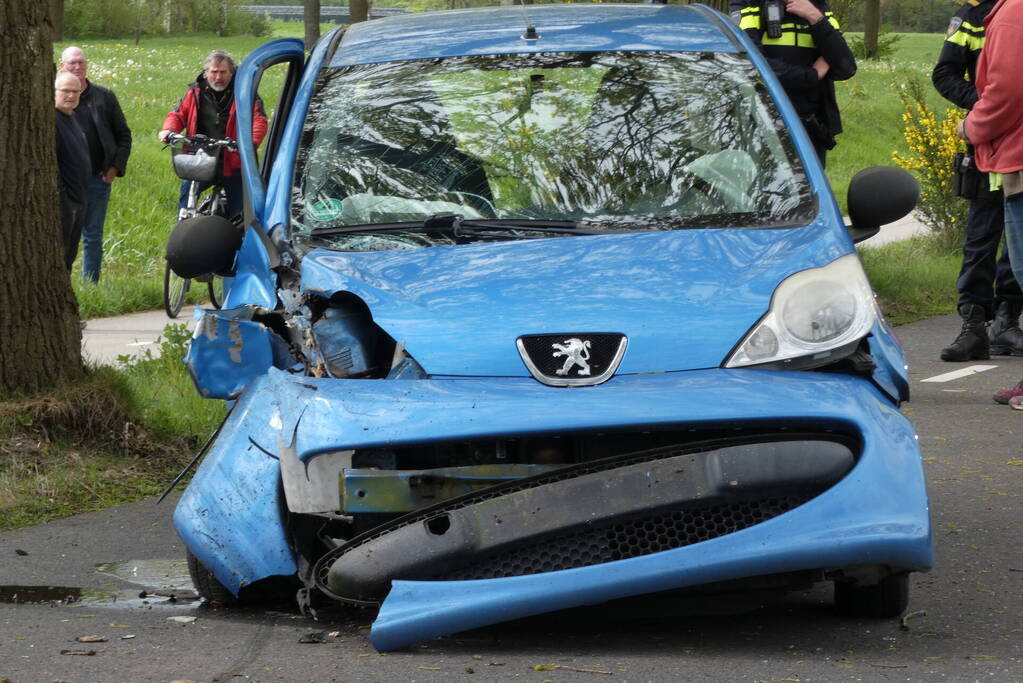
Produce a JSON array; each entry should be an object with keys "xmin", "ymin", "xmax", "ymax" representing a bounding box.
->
[{"xmin": 518, "ymin": 0, "xmax": 540, "ymax": 41}]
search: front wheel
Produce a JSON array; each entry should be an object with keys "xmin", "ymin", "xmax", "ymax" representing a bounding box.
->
[
  {"xmin": 834, "ymin": 573, "xmax": 909, "ymax": 618},
  {"xmin": 164, "ymin": 261, "xmax": 190, "ymax": 318},
  {"xmin": 186, "ymin": 549, "xmax": 236, "ymax": 605},
  {"xmin": 207, "ymin": 275, "xmax": 224, "ymax": 309}
]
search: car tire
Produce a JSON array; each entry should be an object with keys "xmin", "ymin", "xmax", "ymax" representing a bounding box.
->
[
  {"xmin": 833, "ymin": 573, "xmax": 909, "ymax": 618},
  {"xmin": 186, "ymin": 549, "xmax": 237, "ymax": 605}
]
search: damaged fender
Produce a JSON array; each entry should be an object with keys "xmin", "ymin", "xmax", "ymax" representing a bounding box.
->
[{"xmin": 172, "ymin": 370, "xmax": 312, "ymax": 594}]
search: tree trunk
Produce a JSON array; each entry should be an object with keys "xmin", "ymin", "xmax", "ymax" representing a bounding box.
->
[
  {"xmin": 864, "ymin": 0, "xmax": 881, "ymax": 60},
  {"xmin": 218, "ymin": 0, "xmax": 229, "ymax": 37},
  {"xmin": 49, "ymin": 0, "xmax": 62, "ymax": 42},
  {"xmin": 305, "ymin": 0, "xmax": 321, "ymax": 48},
  {"xmin": 349, "ymin": 0, "xmax": 369, "ymax": 24},
  {"xmin": 0, "ymin": 0, "xmax": 84, "ymax": 394}
]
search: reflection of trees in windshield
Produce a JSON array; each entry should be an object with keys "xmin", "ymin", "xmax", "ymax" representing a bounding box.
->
[{"xmin": 293, "ymin": 51, "xmax": 813, "ymax": 240}]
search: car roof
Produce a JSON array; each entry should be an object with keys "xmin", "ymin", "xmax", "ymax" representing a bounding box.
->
[{"xmin": 330, "ymin": 3, "xmax": 744, "ymax": 67}]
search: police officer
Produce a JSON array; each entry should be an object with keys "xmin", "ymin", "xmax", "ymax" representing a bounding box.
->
[
  {"xmin": 730, "ymin": 0, "xmax": 856, "ymax": 166},
  {"xmin": 933, "ymin": 0, "xmax": 1023, "ymax": 362}
]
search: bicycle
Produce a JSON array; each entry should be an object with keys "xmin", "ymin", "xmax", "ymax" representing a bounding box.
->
[{"xmin": 163, "ymin": 132, "xmax": 237, "ymax": 318}]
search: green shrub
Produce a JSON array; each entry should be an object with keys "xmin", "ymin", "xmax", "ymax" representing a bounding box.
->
[
  {"xmin": 848, "ymin": 28, "xmax": 903, "ymax": 61},
  {"xmin": 892, "ymin": 78, "xmax": 968, "ymax": 250},
  {"xmin": 248, "ymin": 10, "xmax": 274, "ymax": 38}
]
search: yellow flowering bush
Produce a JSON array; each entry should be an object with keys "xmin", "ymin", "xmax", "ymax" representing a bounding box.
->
[{"xmin": 892, "ymin": 78, "xmax": 968, "ymax": 249}]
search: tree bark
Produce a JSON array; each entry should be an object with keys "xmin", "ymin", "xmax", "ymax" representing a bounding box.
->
[
  {"xmin": 305, "ymin": 0, "xmax": 321, "ymax": 48},
  {"xmin": 864, "ymin": 0, "xmax": 881, "ymax": 59},
  {"xmin": 49, "ymin": 0, "xmax": 62, "ymax": 42},
  {"xmin": 0, "ymin": 0, "xmax": 84, "ymax": 395},
  {"xmin": 218, "ymin": 0, "xmax": 229, "ymax": 37},
  {"xmin": 350, "ymin": 0, "xmax": 369, "ymax": 24}
]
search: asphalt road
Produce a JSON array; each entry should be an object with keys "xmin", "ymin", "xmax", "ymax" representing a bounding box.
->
[{"xmin": 3, "ymin": 312, "xmax": 1022, "ymax": 683}]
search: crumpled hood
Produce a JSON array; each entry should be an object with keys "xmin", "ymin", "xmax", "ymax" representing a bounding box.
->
[{"xmin": 300, "ymin": 225, "xmax": 851, "ymax": 376}]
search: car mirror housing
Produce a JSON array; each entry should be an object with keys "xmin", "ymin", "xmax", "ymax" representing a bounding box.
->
[
  {"xmin": 846, "ymin": 166, "xmax": 920, "ymax": 243},
  {"xmin": 166, "ymin": 215, "xmax": 242, "ymax": 279}
]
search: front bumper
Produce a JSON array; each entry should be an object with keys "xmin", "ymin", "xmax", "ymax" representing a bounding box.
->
[{"xmin": 173, "ymin": 367, "xmax": 931, "ymax": 649}]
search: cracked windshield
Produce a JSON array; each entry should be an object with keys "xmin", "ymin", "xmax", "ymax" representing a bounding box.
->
[{"xmin": 293, "ymin": 50, "xmax": 815, "ymax": 252}]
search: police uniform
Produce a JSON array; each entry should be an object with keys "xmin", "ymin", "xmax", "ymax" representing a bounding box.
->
[
  {"xmin": 729, "ymin": 0, "xmax": 856, "ymax": 165},
  {"xmin": 932, "ymin": 0, "xmax": 1023, "ymax": 360}
]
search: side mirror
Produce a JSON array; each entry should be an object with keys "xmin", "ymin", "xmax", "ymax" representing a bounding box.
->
[
  {"xmin": 166, "ymin": 215, "xmax": 242, "ymax": 279},
  {"xmin": 846, "ymin": 166, "xmax": 920, "ymax": 244}
]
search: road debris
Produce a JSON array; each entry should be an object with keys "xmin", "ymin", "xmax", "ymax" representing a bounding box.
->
[
  {"xmin": 899, "ymin": 610, "xmax": 926, "ymax": 631},
  {"xmin": 14, "ymin": 549, "xmax": 29, "ymax": 556},
  {"xmin": 166, "ymin": 616, "xmax": 197, "ymax": 624},
  {"xmin": 60, "ymin": 649, "xmax": 97, "ymax": 656},
  {"xmin": 75, "ymin": 635, "xmax": 107, "ymax": 643},
  {"xmin": 534, "ymin": 664, "xmax": 612, "ymax": 675}
]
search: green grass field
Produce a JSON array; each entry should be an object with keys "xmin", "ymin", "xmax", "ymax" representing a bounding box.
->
[{"xmin": 59, "ymin": 28, "xmax": 955, "ymax": 319}]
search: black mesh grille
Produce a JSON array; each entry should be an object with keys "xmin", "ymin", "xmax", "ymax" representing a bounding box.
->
[
  {"xmin": 519, "ymin": 333, "xmax": 625, "ymax": 378},
  {"xmin": 442, "ymin": 495, "xmax": 809, "ymax": 580}
]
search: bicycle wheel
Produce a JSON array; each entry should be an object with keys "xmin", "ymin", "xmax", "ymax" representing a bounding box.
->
[
  {"xmin": 207, "ymin": 275, "xmax": 225, "ymax": 309},
  {"xmin": 164, "ymin": 261, "xmax": 191, "ymax": 318}
]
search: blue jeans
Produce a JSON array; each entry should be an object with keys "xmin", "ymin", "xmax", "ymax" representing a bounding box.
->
[
  {"xmin": 1005, "ymin": 192, "xmax": 1023, "ymax": 288},
  {"xmin": 82, "ymin": 174, "xmax": 112, "ymax": 282},
  {"xmin": 178, "ymin": 175, "xmax": 243, "ymax": 220}
]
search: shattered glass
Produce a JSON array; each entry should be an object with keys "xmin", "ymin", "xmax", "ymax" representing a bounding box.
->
[{"xmin": 292, "ymin": 51, "xmax": 815, "ymax": 251}]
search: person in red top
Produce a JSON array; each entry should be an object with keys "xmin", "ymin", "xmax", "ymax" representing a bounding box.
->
[
  {"xmin": 958, "ymin": 0, "xmax": 1023, "ymax": 408},
  {"xmin": 158, "ymin": 50, "xmax": 268, "ymax": 220}
]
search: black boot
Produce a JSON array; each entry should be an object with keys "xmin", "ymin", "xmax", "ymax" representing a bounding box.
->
[
  {"xmin": 940, "ymin": 304, "xmax": 990, "ymax": 361},
  {"xmin": 989, "ymin": 301, "xmax": 1023, "ymax": 355}
]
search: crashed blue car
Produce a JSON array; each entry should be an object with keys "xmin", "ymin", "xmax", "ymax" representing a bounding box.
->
[{"xmin": 169, "ymin": 3, "xmax": 932, "ymax": 652}]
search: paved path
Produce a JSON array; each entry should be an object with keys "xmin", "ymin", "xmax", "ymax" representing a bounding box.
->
[
  {"xmin": 80, "ymin": 215, "xmax": 930, "ymax": 365},
  {"xmin": 857, "ymin": 211, "xmax": 929, "ymax": 248},
  {"xmin": 82, "ymin": 307, "xmax": 195, "ymax": 367}
]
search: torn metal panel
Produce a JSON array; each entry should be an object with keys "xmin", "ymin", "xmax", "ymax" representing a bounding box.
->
[{"xmin": 186, "ymin": 306, "xmax": 290, "ymax": 400}]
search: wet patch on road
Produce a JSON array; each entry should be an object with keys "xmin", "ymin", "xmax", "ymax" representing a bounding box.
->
[{"xmin": 0, "ymin": 558, "xmax": 200, "ymax": 609}]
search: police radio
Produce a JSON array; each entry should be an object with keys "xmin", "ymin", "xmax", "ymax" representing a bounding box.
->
[{"xmin": 762, "ymin": 0, "xmax": 784, "ymax": 39}]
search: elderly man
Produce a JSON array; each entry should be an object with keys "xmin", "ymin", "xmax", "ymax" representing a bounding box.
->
[
  {"xmin": 54, "ymin": 71, "xmax": 90, "ymax": 273},
  {"xmin": 158, "ymin": 50, "xmax": 268, "ymax": 220},
  {"xmin": 59, "ymin": 46, "xmax": 132, "ymax": 283}
]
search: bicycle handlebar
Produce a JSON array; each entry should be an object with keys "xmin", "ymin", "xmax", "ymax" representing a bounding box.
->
[{"xmin": 166, "ymin": 132, "xmax": 238, "ymax": 153}]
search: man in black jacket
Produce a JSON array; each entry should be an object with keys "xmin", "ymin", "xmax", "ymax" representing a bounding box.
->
[
  {"xmin": 59, "ymin": 46, "xmax": 132, "ymax": 283},
  {"xmin": 730, "ymin": 0, "xmax": 856, "ymax": 166},
  {"xmin": 932, "ymin": 0, "xmax": 1023, "ymax": 363},
  {"xmin": 55, "ymin": 71, "xmax": 90, "ymax": 273}
]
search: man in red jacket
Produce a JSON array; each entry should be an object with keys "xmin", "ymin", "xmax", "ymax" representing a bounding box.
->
[
  {"xmin": 958, "ymin": 0, "xmax": 1023, "ymax": 408},
  {"xmin": 158, "ymin": 50, "xmax": 268, "ymax": 220}
]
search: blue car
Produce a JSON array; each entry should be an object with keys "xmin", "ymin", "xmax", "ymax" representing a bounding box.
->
[{"xmin": 169, "ymin": 3, "xmax": 932, "ymax": 652}]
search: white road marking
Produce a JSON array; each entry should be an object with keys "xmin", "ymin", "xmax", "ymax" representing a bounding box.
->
[
  {"xmin": 126, "ymin": 341, "xmax": 155, "ymax": 347},
  {"xmin": 920, "ymin": 365, "xmax": 998, "ymax": 383}
]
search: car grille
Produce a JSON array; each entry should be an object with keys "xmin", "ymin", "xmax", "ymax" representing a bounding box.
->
[{"xmin": 441, "ymin": 495, "xmax": 808, "ymax": 580}]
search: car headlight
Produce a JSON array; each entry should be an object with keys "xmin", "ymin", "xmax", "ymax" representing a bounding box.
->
[{"xmin": 725, "ymin": 253, "xmax": 877, "ymax": 369}]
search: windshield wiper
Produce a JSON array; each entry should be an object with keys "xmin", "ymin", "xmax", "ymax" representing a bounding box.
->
[{"xmin": 308, "ymin": 213, "xmax": 598, "ymax": 237}]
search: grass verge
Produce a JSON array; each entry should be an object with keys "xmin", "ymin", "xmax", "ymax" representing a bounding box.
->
[
  {"xmin": 861, "ymin": 235, "xmax": 961, "ymax": 325},
  {"xmin": 0, "ymin": 327, "xmax": 223, "ymax": 531}
]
